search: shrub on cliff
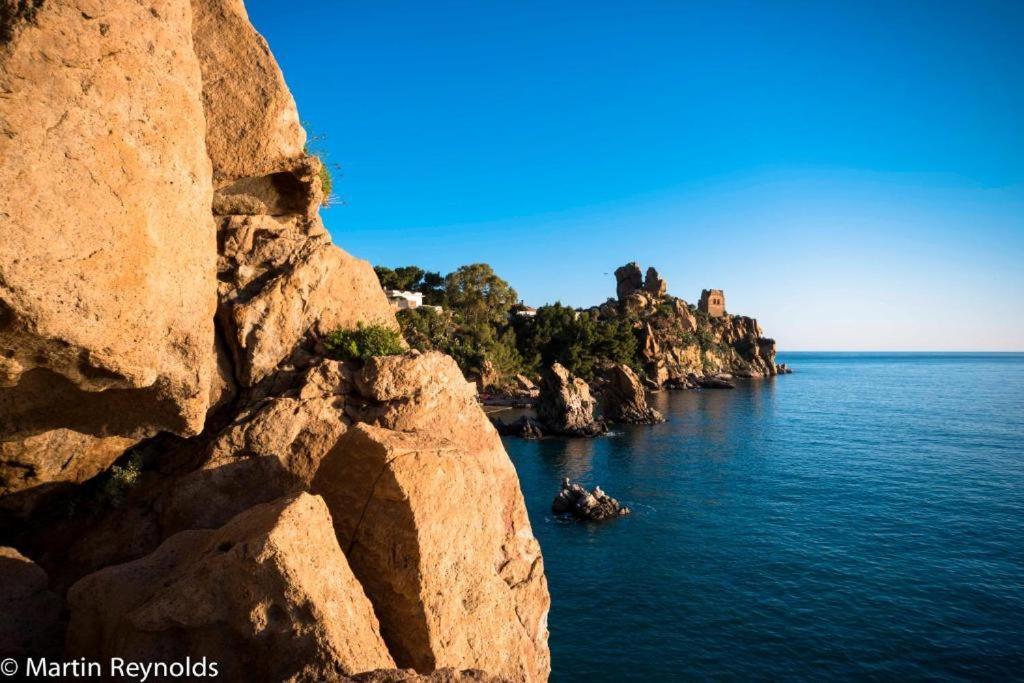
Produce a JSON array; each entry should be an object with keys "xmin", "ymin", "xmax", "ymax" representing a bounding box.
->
[{"xmin": 324, "ymin": 324, "xmax": 404, "ymax": 361}]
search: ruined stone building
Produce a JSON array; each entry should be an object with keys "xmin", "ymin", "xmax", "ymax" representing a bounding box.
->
[{"xmin": 699, "ymin": 289, "xmax": 726, "ymax": 317}]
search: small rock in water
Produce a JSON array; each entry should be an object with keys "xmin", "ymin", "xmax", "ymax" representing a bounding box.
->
[{"xmin": 551, "ymin": 478, "xmax": 630, "ymax": 521}]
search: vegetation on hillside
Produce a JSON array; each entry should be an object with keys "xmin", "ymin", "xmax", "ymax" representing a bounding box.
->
[
  {"xmin": 379, "ymin": 263, "xmax": 643, "ymax": 388},
  {"xmin": 375, "ymin": 260, "xmax": 769, "ymax": 389},
  {"xmin": 392, "ymin": 264, "xmax": 524, "ymax": 385},
  {"xmin": 513, "ymin": 303, "xmax": 637, "ymax": 380}
]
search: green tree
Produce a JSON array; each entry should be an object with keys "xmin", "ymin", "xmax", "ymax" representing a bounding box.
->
[
  {"xmin": 443, "ymin": 263, "xmax": 519, "ymax": 328},
  {"xmin": 517, "ymin": 303, "xmax": 638, "ymax": 379},
  {"xmin": 374, "ymin": 265, "xmax": 445, "ymax": 304},
  {"xmin": 398, "ymin": 306, "xmax": 523, "ymax": 389},
  {"xmin": 419, "ymin": 271, "xmax": 445, "ymax": 305},
  {"xmin": 375, "ymin": 265, "xmax": 424, "ymax": 291}
]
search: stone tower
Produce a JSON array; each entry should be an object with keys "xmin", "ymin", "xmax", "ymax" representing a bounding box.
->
[{"xmin": 698, "ymin": 289, "xmax": 726, "ymax": 318}]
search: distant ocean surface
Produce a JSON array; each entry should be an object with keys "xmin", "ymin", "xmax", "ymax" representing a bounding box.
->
[{"xmin": 504, "ymin": 353, "xmax": 1024, "ymax": 681}]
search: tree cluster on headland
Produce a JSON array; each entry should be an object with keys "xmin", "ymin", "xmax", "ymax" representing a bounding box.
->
[{"xmin": 375, "ymin": 261, "xmax": 787, "ymax": 395}]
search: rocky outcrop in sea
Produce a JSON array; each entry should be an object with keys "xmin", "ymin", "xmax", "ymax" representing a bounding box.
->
[
  {"xmin": 0, "ymin": 3, "xmax": 549, "ymax": 680},
  {"xmin": 536, "ymin": 363, "xmax": 608, "ymax": 437},
  {"xmin": 601, "ymin": 262, "xmax": 786, "ymax": 386},
  {"xmin": 551, "ymin": 479, "xmax": 631, "ymax": 521},
  {"xmin": 597, "ymin": 363, "xmax": 666, "ymax": 424}
]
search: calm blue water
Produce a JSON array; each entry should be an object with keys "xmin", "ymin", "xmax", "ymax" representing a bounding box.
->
[{"xmin": 504, "ymin": 353, "xmax": 1024, "ymax": 681}]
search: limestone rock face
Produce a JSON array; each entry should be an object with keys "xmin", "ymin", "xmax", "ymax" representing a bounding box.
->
[
  {"xmin": 67, "ymin": 493, "xmax": 395, "ymax": 681},
  {"xmin": 191, "ymin": 0, "xmax": 306, "ymax": 186},
  {"xmin": 218, "ymin": 211, "xmax": 396, "ymax": 388},
  {"xmin": 196, "ymin": 0, "xmax": 395, "ymax": 390},
  {"xmin": 536, "ymin": 363, "xmax": 607, "ymax": 437},
  {"xmin": 644, "ymin": 266, "xmax": 667, "ymax": 298},
  {"xmin": 0, "ymin": 0, "xmax": 217, "ymax": 441},
  {"xmin": 0, "ymin": 546, "xmax": 63, "ymax": 658},
  {"xmin": 314, "ymin": 352, "xmax": 550, "ymax": 683},
  {"xmin": 640, "ymin": 322, "xmax": 661, "ymax": 361},
  {"xmin": 614, "ymin": 262, "xmax": 643, "ymax": 301},
  {"xmin": 599, "ymin": 364, "xmax": 664, "ymax": 424}
]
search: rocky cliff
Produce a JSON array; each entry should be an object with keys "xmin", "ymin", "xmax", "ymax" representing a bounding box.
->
[
  {"xmin": 0, "ymin": 2, "xmax": 549, "ymax": 680},
  {"xmin": 603, "ymin": 263, "xmax": 783, "ymax": 386}
]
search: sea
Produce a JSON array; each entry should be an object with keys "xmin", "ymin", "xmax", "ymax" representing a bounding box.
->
[{"xmin": 503, "ymin": 353, "xmax": 1024, "ymax": 681}]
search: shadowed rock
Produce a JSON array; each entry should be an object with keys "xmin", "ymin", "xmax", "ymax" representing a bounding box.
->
[
  {"xmin": 551, "ymin": 479, "xmax": 630, "ymax": 521},
  {"xmin": 491, "ymin": 415, "xmax": 545, "ymax": 439},
  {"xmin": 0, "ymin": 546, "xmax": 62, "ymax": 658}
]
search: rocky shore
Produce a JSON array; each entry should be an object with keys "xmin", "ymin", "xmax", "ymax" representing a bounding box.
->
[
  {"xmin": 487, "ymin": 263, "xmax": 789, "ymax": 438},
  {"xmin": 0, "ymin": 3, "xmax": 549, "ymax": 681}
]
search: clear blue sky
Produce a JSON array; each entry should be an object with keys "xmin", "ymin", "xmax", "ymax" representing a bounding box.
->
[{"xmin": 246, "ymin": 0, "xmax": 1023, "ymax": 351}]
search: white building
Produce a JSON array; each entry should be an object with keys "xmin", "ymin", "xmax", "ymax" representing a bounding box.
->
[{"xmin": 385, "ymin": 289, "xmax": 423, "ymax": 310}]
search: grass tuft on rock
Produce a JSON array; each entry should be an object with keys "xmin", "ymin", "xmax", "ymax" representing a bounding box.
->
[{"xmin": 318, "ymin": 161, "xmax": 333, "ymax": 204}]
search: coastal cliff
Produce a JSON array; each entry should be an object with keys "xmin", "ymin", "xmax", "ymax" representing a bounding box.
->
[
  {"xmin": 606, "ymin": 262, "xmax": 783, "ymax": 386},
  {"xmin": 0, "ymin": 2, "xmax": 549, "ymax": 680}
]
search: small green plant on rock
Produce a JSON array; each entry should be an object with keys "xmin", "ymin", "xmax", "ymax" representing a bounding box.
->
[
  {"xmin": 324, "ymin": 323, "xmax": 404, "ymax": 361},
  {"xmin": 318, "ymin": 161, "xmax": 333, "ymax": 202},
  {"xmin": 97, "ymin": 453, "xmax": 143, "ymax": 509}
]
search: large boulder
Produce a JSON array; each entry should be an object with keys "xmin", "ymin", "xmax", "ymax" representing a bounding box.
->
[
  {"xmin": 536, "ymin": 363, "xmax": 606, "ymax": 437},
  {"xmin": 0, "ymin": 546, "xmax": 63, "ymax": 658},
  {"xmin": 67, "ymin": 493, "xmax": 395, "ymax": 681},
  {"xmin": 0, "ymin": 0, "xmax": 217, "ymax": 442},
  {"xmin": 599, "ymin": 364, "xmax": 664, "ymax": 424},
  {"xmin": 314, "ymin": 352, "xmax": 550, "ymax": 682}
]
